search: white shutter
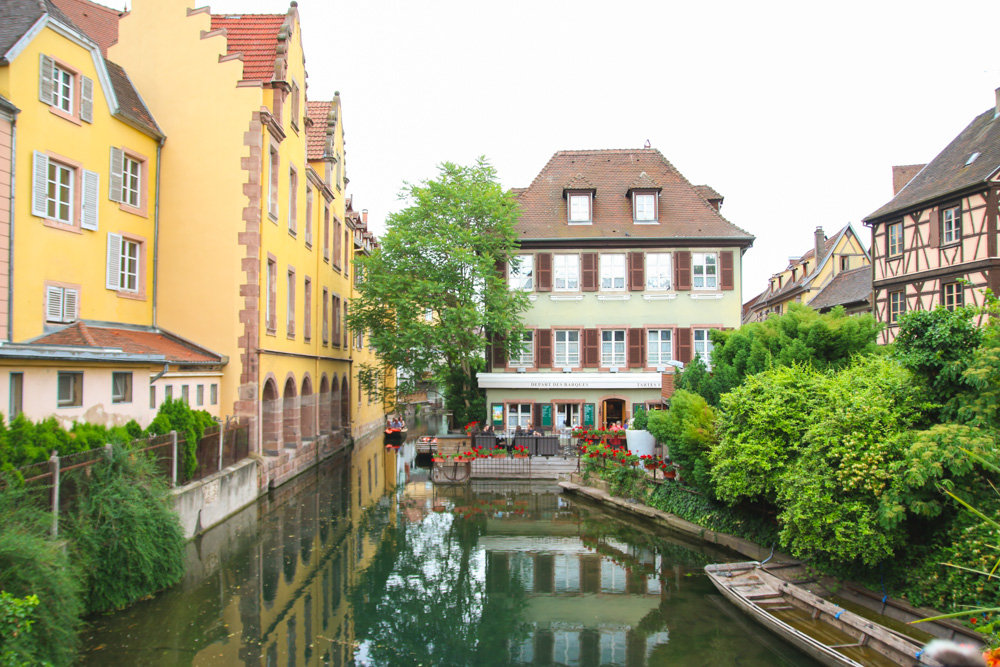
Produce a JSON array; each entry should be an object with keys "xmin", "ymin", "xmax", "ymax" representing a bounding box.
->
[
  {"xmin": 39, "ymin": 54, "xmax": 54, "ymax": 104},
  {"xmin": 63, "ymin": 289, "xmax": 78, "ymax": 321},
  {"xmin": 106, "ymin": 233, "xmax": 122, "ymax": 290},
  {"xmin": 109, "ymin": 147, "xmax": 124, "ymax": 202},
  {"xmin": 81, "ymin": 170, "xmax": 99, "ymax": 230},
  {"xmin": 32, "ymin": 151, "xmax": 49, "ymax": 218},
  {"xmin": 80, "ymin": 76, "xmax": 94, "ymax": 123},
  {"xmin": 46, "ymin": 286, "xmax": 64, "ymax": 322}
]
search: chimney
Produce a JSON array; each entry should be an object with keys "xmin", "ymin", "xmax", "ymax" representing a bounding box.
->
[
  {"xmin": 814, "ymin": 226, "xmax": 826, "ymax": 265},
  {"xmin": 362, "ymin": 209, "xmax": 368, "ymax": 225},
  {"xmin": 892, "ymin": 165, "xmax": 926, "ymax": 194}
]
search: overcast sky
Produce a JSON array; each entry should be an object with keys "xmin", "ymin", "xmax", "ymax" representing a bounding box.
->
[{"xmin": 183, "ymin": 0, "xmax": 1000, "ymax": 298}]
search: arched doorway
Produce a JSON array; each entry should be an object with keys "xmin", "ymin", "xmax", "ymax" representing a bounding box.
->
[
  {"xmin": 331, "ymin": 373, "xmax": 341, "ymax": 430},
  {"xmin": 283, "ymin": 376, "xmax": 299, "ymax": 449},
  {"xmin": 261, "ymin": 378, "xmax": 280, "ymax": 455},
  {"xmin": 318, "ymin": 374, "xmax": 331, "ymax": 434},
  {"xmin": 301, "ymin": 375, "xmax": 315, "ymax": 441},
  {"xmin": 602, "ymin": 398, "xmax": 625, "ymax": 428},
  {"xmin": 340, "ymin": 376, "xmax": 350, "ymax": 431}
]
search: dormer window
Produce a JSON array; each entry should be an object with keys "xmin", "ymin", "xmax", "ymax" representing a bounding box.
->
[
  {"xmin": 633, "ymin": 191, "xmax": 657, "ymax": 222},
  {"xmin": 568, "ymin": 192, "xmax": 592, "ymax": 223}
]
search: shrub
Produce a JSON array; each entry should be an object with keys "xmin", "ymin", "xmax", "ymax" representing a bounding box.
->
[
  {"xmin": 630, "ymin": 406, "xmax": 648, "ymax": 430},
  {"xmin": 647, "ymin": 390, "xmax": 717, "ymax": 497},
  {"xmin": 0, "ymin": 591, "xmax": 40, "ymax": 667},
  {"xmin": 647, "ymin": 483, "xmax": 779, "ymax": 547},
  {"xmin": 145, "ymin": 399, "xmax": 215, "ymax": 480},
  {"xmin": 68, "ymin": 446, "xmax": 185, "ymax": 614},
  {"xmin": 0, "ymin": 481, "xmax": 82, "ymax": 667}
]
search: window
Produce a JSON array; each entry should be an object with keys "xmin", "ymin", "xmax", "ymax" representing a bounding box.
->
[
  {"xmin": 268, "ymin": 146, "xmax": 279, "ymax": 220},
  {"xmin": 181, "ymin": 385, "xmax": 189, "ymax": 404},
  {"xmin": 600, "ymin": 254, "xmax": 626, "ymax": 290},
  {"xmin": 694, "ymin": 329, "xmax": 713, "ymax": 367},
  {"xmin": 647, "ymin": 330, "xmax": 673, "ymax": 365},
  {"xmin": 122, "ymin": 156, "xmax": 141, "ymax": 208},
  {"xmin": 266, "ymin": 257, "xmax": 277, "ymax": 332},
  {"xmin": 53, "ymin": 64, "xmax": 73, "ymax": 113},
  {"xmin": 511, "ymin": 331, "xmax": 534, "ymax": 367},
  {"xmin": 304, "ymin": 277, "xmax": 312, "ymax": 341},
  {"xmin": 693, "ymin": 253, "xmax": 718, "ymax": 290},
  {"xmin": 568, "ymin": 193, "xmax": 591, "ymax": 223},
  {"xmin": 106, "ymin": 234, "xmax": 143, "ymax": 296},
  {"xmin": 40, "ymin": 55, "xmax": 93, "ymax": 123},
  {"xmin": 333, "ymin": 217, "xmax": 342, "ymax": 268},
  {"xmin": 109, "ymin": 147, "xmax": 147, "ymax": 215},
  {"xmin": 554, "ymin": 330, "xmax": 579, "ymax": 366},
  {"xmin": 332, "ymin": 295, "xmax": 341, "ymax": 346},
  {"xmin": 196, "ymin": 384, "xmax": 204, "ymax": 406},
  {"xmin": 9, "ymin": 373, "xmax": 23, "ymax": 418},
  {"xmin": 290, "ymin": 80, "xmax": 300, "ymax": 130},
  {"xmin": 889, "ymin": 291, "xmax": 905, "ymax": 324},
  {"xmin": 556, "ymin": 404, "xmax": 580, "ymax": 430},
  {"xmin": 645, "ymin": 253, "xmax": 672, "ymax": 290},
  {"xmin": 942, "ymin": 205, "xmax": 961, "ymax": 245},
  {"xmin": 944, "ymin": 282, "xmax": 964, "ymax": 311},
  {"xmin": 425, "ymin": 308, "xmax": 434, "ymax": 322},
  {"xmin": 47, "ymin": 160, "xmax": 73, "ymax": 223},
  {"xmin": 305, "ymin": 186, "xmax": 313, "ymax": 247},
  {"xmin": 112, "ymin": 372, "xmax": 132, "ymax": 404},
  {"xmin": 507, "ymin": 404, "xmax": 532, "ymax": 429},
  {"xmin": 840, "ymin": 256, "xmax": 849, "ymax": 271},
  {"xmin": 210, "ymin": 384, "xmax": 218, "ymax": 405},
  {"xmin": 510, "ymin": 255, "xmax": 534, "ymax": 291},
  {"xmin": 165, "ymin": 385, "xmax": 173, "ymax": 401},
  {"xmin": 288, "ymin": 166, "xmax": 298, "ymax": 234},
  {"xmin": 149, "ymin": 385, "xmax": 156, "ymax": 409},
  {"xmin": 45, "ymin": 285, "xmax": 78, "ymax": 323},
  {"xmin": 601, "ymin": 330, "xmax": 626, "ymax": 367},
  {"xmin": 554, "ymin": 255, "xmax": 579, "ymax": 291},
  {"xmin": 633, "ymin": 192, "xmax": 656, "ymax": 221},
  {"xmin": 887, "ymin": 222, "xmax": 903, "ymax": 256},
  {"xmin": 287, "ymin": 269, "xmax": 296, "ymax": 337},
  {"xmin": 323, "ymin": 206, "xmax": 330, "ymax": 261},
  {"xmin": 118, "ymin": 238, "xmax": 140, "ymax": 292},
  {"xmin": 57, "ymin": 371, "xmax": 83, "ymax": 407},
  {"xmin": 322, "ymin": 288, "xmax": 329, "ymax": 344}
]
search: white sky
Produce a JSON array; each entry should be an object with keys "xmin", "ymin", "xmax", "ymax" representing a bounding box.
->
[{"xmin": 172, "ymin": 0, "xmax": 1000, "ymax": 299}]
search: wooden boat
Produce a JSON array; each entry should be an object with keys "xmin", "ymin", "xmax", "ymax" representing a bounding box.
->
[
  {"xmin": 383, "ymin": 426, "xmax": 407, "ymax": 447},
  {"xmin": 415, "ymin": 435, "xmax": 437, "ymax": 455},
  {"xmin": 705, "ymin": 562, "xmax": 941, "ymax": 667}
]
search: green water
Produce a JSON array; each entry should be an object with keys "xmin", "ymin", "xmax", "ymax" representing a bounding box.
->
[{"xmin": 78, "ymin": 438, "xmax": 819, "ymax": 666}]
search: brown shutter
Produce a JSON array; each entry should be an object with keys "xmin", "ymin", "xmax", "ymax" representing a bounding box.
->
[
  {"xmin": 928, "ymin": 211, "xmax": 939, "ymax": 247},
  {"xmin": 532, "ymin": 404, "xmax": 543, "ymax": 432},
  {"xmin": 720, "ymin": 251, "xmax": 734, "ymax": 291},
  {"xmin": 629, "ymin": 252, "xmax": 645, "ymax": 291},
  {"xmin": 581, "ymin": 253, "xmax": 598, "ymax": 292},
  {"xmin": 536, "ymin": 253, "xmax": 552, "ymax": 292},
  {"xmin": 583, "ymin": 328, "xmax": 599, "ymax": 367},
  {"xmin": 628, "ymin": 327, "xmax": 643, "ymax": 368},
  {"xmin": 492, "ymin": 335, "xmax": 506, "ymax": 369},
  {"xmin": 496, "ymin": 259, "xmax": 507, "ymax": 281},
  {"xmin": 537, "ymin": 328, "xmax": 553, "ymax": 367},
  {"xmin": 677, "ymin": 328, "xmax": 692, "ymax": 363},
  {"xmin": 675, "ymin": 251, "xmax": 692, "ymax": 291}
]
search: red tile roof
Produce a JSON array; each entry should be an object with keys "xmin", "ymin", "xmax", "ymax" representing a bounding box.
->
[
  {"xmin": 210, "ymin": 13, "xmax": 285, "ymax": 82},
  {"xmin": 515, "ymin": 149, "xmax": 753, "ymax": 243},
  {"xmin": 306, "ymin": 100, "xmax": 331, "ymax": 160},
  {"xmin": 32, "ymin": 322, "xmax": 221, "ymax": 364},
  {"xmin": 50, "ymin": 0, "xmax": 120, "ymax": 56}
]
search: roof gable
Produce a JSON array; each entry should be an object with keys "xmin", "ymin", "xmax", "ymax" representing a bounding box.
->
[
  {"xmin": 306, "ymin": 100, "xmax": 332, "ymax": 160},
  {"xmin": 515, "ymin": 149, "xmax": 753, "ymax": 243},
  {"xmin": 28, "ymin": 322, "xmax": 224, "ymax": 363},
  {"xmin": 50, "ymin": 0, "xmax": 120, "ymax": 56},
  {"xmin": 867, "ymin": 105, "xmax": 1000, "ymax": 221},
  {"xmin": 210, "ymin": 13, "xmax": 286, "ymax": 83}
]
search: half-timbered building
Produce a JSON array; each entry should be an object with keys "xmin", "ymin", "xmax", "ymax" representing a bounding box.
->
[{"xmin": 864, "ymin": 88, "xmax": 1000, "ymax": 344}]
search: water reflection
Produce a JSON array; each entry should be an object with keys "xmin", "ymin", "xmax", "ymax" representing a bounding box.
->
[{"xmin": 80, "ymin": 415, "xmax": 817, "ymax": 667}]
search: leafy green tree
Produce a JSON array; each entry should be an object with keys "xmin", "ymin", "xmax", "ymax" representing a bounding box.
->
[
  {"xmin": 647, "ymin": 390, "xmax": 717, "ymax": 496},
  {"xmin": 348, "ymin": 158, "xmax": 530, "ymax": 425},
  {"xmin": 685, "ymin": 303, "xmax": 881, "ymax": 405}
]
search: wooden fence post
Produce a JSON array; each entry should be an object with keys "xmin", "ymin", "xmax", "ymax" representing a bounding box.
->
[
  {"xmin": 170, "ymin": 430, "xmax": 178, "ymax": 487},
  {"xmin": 218, "ymin": 422, "xmax": 225, "ymax": 473},
  {"xmin": 49, "ymin": 451, "xmax": 60, "ymax": 537}
]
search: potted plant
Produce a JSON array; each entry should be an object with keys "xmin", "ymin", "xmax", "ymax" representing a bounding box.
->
[
  {"xmin": 625, "ymin": 407, "xmax": 656, "ymax": 457},
  {"xmin": 512, "ymin": 444, "xmax": 530, "ymax": 458}
]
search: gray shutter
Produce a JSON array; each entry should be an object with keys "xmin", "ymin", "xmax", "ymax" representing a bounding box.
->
[
  {"xmin": 32, "ymin": 151, "xmax": 49, "ymax": 217},
  {"xmin": 81, "ymin": 169, "xmax": 99, "ymax": 230},
  {"xmin": 106, "ymin": 232, "xmax": 122, "ymax": 290},
  {"xmin": 109, "ymin": 147, "xmax": 124, "ymax": 202},
  {"xmin": 46, "ymin": 286, "xmax": 64, "ymax": 322},
  {"xmin": 39, "ymin": 54, "xmax": 54, "ymax": 104},
  {"xmin": 80, "ymin": 76, "xmax": 94, "ymax": 123},
  {"xmin": 64, "ymin": 289, "xmax": 78, "ymax": 321}
]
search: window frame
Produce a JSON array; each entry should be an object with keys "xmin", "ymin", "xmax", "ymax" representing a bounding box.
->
[
  {"xmin": 645, "ymin": 253, "xmax": 672, "ymax": 291},
  {"xmin": 118, "ymin": 237, "xmax": 141, "ymax": 293},
  {"xmin": 567, "ymin": 192, "xmax": 592, "ymax": 224},
  {"xmin": 693, "ymin": 329, "xmax": 714, "ymax": 368},
  {"xmin": 554, "ymin": 329, "xmax": 580, "ymax": 367},
  {"xmin": 44, "ymin": 282, "xmax": 80, "ymax": 324},
  {"xmin": 553, "ymin": 254, "xmax": 579, "ymax": 291},
  {"xmin": 647, "ymin": 329, "xmax": 673, "ymax": 366},
  {"xmin": 943, "ymin": 282, "xmax": 964, "ymax": 311},
  {"xmin": 889, "ymin": 290, "xmax": 906, "ymax": 324},
  {"xmin": 47, "ymin": 159, "xmax": 74, "ymax": 225},
  {"xmin": 287, "ymin": 267, "xmax": 296, "ymax": 338},
  {"xmin": 111, "ymin": 371, "xmax": 132, "ymax": 404},
  {"xmin": 288, "ymin": 165, "xmax": 298, "ymax": 236},
  {"xmin": 9, "ymin": 372, "xmax": 23, "ymax": 419},
  {"xmin": 265, "ymin": 255, "xmax": 277, "ymax": 334},
  {"xmin": 600, "ymin": 329, "xmax": 627, "ymax": 368},
  {"xmin": 510, "ymin": 255, "xmax": 534, "ymax": 291},
  {"xmin": 692, "ymin": 252, "xmax": 718, "ymax": 290},
  {"xmin": 887, "ymin": 221, "xmax": 903, "ymax": 257},
  {"xmin": 941, "ymin": 204, "xmax": 961, "ymax": 246},
  {"xmin": 506, "ymin": 403, "xmax": 532, "ymax": 429},
  {"xmin": 210, "ymin": 384, "xmax": 218, "ymax": 405},
  {"xmin": 303, "ymin": 276, "xmax": 312, "ymax": 342},
  {"xmin": 122, "ymin": 154, "xmax": 142, "ymax": 209},
  {"xmin": 632, "ymin": 191, "xmax": 657, "ymax": 223},
  {"xmin": 510, "ymin": 330, "xmax": 534, "ymax": 367},
  {"xmin": 268, "ymin": 144, "xmax": 279, "ymax": 221},
  {"xmin": 600, "ymin": 254, "xmax": 627, "ymax": 291},
  {"xmin": 57, "ymin": 371, "xmax": 83, "ymax": 408}
]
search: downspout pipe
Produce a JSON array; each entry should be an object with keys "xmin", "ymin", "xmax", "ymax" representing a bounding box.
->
[
  {"xmin": 151, "ymin": 362, "xmax": 169, "ymax": 383},
  {"xmin": 7, "ymin": 108, "xmax": 16, "ymax": 342},
  {"xmin": 152, "ymin": 137, "xmax": 164, "ymax": 329}
]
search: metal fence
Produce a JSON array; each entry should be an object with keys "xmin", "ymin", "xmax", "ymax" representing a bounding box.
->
[{"xmin": 5, "ymin": 419, "xmax": 252, "ymax": 535}]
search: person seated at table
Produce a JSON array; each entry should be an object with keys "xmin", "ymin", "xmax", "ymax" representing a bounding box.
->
[{"xmin": 526, "ymin": 422, "xmax": 541, "ymax": 436}]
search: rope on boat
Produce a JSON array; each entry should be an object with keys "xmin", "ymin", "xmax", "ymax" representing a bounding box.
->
[
  {"xmin": 760, "ymin": 544, "xmax": 775, "ymax": 566},
  {"xmin": 915, "ymin": 648, "xmax": 924, "ymax": 659},
  {"xmin": 834, "ymin": 609, "xmax": 844, "ymax": 620}
]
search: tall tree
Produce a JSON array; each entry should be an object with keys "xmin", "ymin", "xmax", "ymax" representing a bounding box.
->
[{"xmin": 349, "ymin": 158, "xmax": 529, "ymax": 424}]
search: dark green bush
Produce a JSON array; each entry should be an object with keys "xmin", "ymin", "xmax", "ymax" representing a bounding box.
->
[
  {"xmin": 647, "ymin": 482, "xmax": 779, "ymax": 547},
  {"xmin": 68, "ymin": 446, "xmax": 185, "ymax": 614},
  {"xmin": 145, "ymin": 399, "xmax": 215, "ymax": 480}
]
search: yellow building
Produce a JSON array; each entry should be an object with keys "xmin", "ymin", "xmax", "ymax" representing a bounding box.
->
[
  {"xmin": 0, "ymin": 0, "xmax": 225, "ymax": 427},
  {"xmin": 744, "ymin": 224, "xmax": 871, "ymax": 324},
  {"xmin": 111, "ymin": 0, "xmax": 389, "ymax": 485}
]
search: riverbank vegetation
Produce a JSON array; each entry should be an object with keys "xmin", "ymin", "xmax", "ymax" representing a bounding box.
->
[{"xmin": 632, "ymin": 302, "xmax": 1000, "ymax": 627}]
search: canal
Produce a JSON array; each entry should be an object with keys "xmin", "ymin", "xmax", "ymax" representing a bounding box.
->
[{"xmin": 79, "ymin": 418, "xmax": 820, "ymax": 666}]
